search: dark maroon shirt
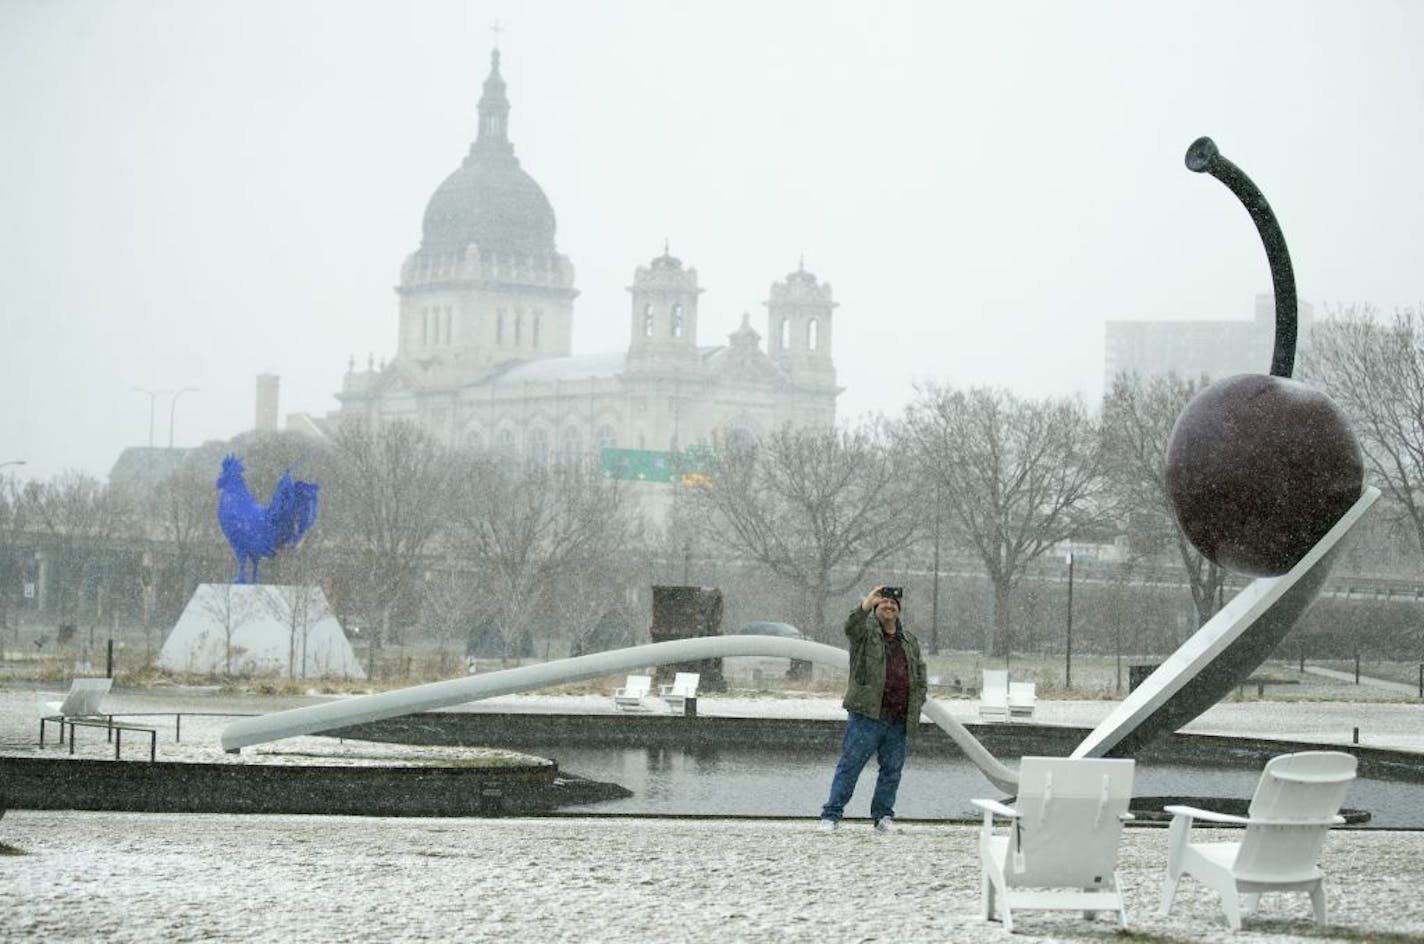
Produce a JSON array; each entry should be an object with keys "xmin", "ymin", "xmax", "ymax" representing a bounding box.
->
[{"xmin": 880, "ymin": 629, "xmax": 909, "ymax": 722}]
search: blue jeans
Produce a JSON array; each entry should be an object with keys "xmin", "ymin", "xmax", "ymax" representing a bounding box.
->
[{"xmin": 820, "ymin": 711, "xmax": 907, "ymax": 822}]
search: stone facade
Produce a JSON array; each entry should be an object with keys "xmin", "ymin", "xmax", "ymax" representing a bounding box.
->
[{"xmin": 331, "ymin": 49, "xmax": 839, "ymax": 468}]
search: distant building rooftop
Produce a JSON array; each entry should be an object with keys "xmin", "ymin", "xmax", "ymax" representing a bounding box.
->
[{"xmin": 108, "ymin": 446, "xmax": 190, "ymax": 494}]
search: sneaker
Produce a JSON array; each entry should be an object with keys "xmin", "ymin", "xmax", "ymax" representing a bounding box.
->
[
  {"xmin": 817, "ymin": 818, "xmax": 839, "ymax": 832},
  {"xmin": 873, "ymin": 817, "xmax": 900, "ymax": 833}
]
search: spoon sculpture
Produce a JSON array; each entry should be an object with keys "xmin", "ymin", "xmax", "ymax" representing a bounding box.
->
[
  {"xmin": 1072, "ymin": 139, "xmax": 1378, "ymax": 760},
  {"xmin": 223, "ymin": 139, "xmax": 1380, "ymax": 792}
]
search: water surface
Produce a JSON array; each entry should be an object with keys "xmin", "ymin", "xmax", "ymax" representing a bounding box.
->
[{"xmin": 543, "ymin": 744, "xmax": 1423, "ymax": 827}]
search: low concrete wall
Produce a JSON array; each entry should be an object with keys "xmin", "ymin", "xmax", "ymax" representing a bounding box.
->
[{"xmin": 0, "ymin": 755, "xmax": 628, "ymax": 816}]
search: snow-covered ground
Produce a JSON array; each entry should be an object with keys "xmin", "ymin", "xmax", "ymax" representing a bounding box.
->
[
  {"xmin": 4, "ymin": 810, "xmax": 1424, "ymax": 943},
  {"xmin": 4, "ymin": 684, "xmax": 1424, "ymax": 941}
]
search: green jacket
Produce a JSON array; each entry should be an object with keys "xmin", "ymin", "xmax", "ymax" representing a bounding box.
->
[{"xmin": 841, "ymin": 606, "xmax": 929, "ymax": 735}]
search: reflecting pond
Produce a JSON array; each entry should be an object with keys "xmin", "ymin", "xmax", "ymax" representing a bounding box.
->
[{"xmin": 544, "ymin": 744, "xmax": 1424, "ymax": 827}]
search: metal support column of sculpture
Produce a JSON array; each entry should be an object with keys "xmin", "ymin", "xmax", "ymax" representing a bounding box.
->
[{"xmin": 216, "ymin": 454, "xmax": 320, "ymax": 584}]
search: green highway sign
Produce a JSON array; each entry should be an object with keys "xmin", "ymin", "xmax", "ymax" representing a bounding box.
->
[
  {"xmin": 600, "ymin": 446, "xmax": 716, "ymax": 484},
  {"xmin": 601, "ymin": 448, "xmax": 676, "ymax": 483}
]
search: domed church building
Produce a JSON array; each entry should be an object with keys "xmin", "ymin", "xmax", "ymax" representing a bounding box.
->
[{"xmin": 332, "ymin": 50, "xmax": 840, "ymax": 479}]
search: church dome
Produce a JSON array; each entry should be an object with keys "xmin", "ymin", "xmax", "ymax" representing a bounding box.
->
[{"xmin": 420, "ymin": 50, "xmax": 557, "ymax": 256}]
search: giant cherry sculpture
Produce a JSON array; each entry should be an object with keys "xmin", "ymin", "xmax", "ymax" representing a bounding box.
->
[{"xmin": 1165, "ymin": 137, "xmax": 1363, "ymax": 577}]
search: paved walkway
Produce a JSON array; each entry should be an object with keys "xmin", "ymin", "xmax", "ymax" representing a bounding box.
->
[{"xmin": 1303, "ymin": 664, "xmax": 1422, "ymax": 698}]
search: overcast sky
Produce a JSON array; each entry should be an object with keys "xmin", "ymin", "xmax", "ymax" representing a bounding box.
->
[{"xmin": 3, "ymin": 0, "xmax": 1421, "ymax": 482}]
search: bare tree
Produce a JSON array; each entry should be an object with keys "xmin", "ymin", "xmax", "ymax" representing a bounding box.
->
[
  {"xmin": 0, "ymin": 474, "xmax": 31, "ymax": 650},
  {"xmin": 688, "ymin": 422, "xmax": 919, "ymax": 642},
  {"xmin": 1101, "ymin": 371, "xmax": 1226, "ymax": 627},
  {"xmin": 1305, "ymin": 305, "xmax": 1424, "ymax": 558},
  {"xmin": 450, "ymin": 454, "xmax": 636, "ymax": 661},
  {"xmin": 258, "ymin": 537, "xmax": 335, "ymax": 679},
  {"xmin": 419, "ymin": 561, "xmax": 479, "ymax": 674},
  {"xmin": 196, "ymin": 583, "xmax": 257, "ymax": 677},
  {"xmin": 324, "ymin": 420, "xmax": 453, "ymax": 665},
  {"xmin": 146, "ymin": 460, "xmax": 227, "ymax": 622},
  {"xmin": 902, "ymin": 386, "xmax": 1106, "ymax": 656},
  {"xmin": 27, "ymin": 471, "xmax": 131, "ymax": 628},
  {"xmin": 544, "ymin": 546, "xmax": 641, "ymax": 658}
]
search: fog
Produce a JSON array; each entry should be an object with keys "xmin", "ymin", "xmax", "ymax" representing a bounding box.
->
[{"xmin": 3, "ymin": 0, "xmax": 1422, "ymax": 481}]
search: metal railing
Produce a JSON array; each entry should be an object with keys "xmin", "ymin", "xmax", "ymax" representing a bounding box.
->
[
  {"xmin": 39, "ymin": 715, "xmax": 157, "ymax": 762},
  {"xmin": 37, "ymin": 711, "xmax": 258, "ymax": 762}
]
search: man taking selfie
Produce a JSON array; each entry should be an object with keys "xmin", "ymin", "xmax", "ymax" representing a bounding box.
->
[{"xmin": 818, "ymin": 584, "xmax": 928, "ymax": 833}]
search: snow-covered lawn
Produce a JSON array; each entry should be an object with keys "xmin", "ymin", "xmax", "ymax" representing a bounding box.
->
[
  {"xmin": 5, "ymin": 685, "xmax": 1424, "ymax": 941},
  {"xmin": 3, "ymin": 811, "xmax": 1423, "ymax": 943}
]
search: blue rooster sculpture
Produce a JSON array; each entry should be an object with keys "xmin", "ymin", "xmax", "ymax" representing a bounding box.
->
[{"xmin": 216, "ymin": 454, "xmax": 320, "ymax": 584}]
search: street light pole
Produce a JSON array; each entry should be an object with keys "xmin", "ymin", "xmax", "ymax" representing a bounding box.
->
[
  {"xmin": 1065, "ymin": 549, "xmax": 1074, "ymax": 691},
  {"xmin": 133, "ymin": 387, "xmax": 167, "ymax": 448},
  {"xmin": 169, "ymin": 386, "xmax": 198, "ymax": 448},
  {"xmin": 930, "ymin": 478, "xmax": 942, "ymax": 655}
]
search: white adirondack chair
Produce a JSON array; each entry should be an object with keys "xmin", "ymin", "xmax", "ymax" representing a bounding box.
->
[
  {"xmin": 612, "ymin": 674, "xmax": 652, "ymax": 711},
  {"xmin": 1008, "ymin": 681, "xmax": 1037, "ymax": 720},
  {"xmin": 660, "ymin": 672, "xmax": 699, "ymax": 712},
  {"xmin": 972, "ymin": 756, "xmax": 1136, "ymax": 932},
  {"xmin": 979, "ymin": 669, "xmax": 1009, "ymax": 721},
  {"xmin": 1160, "ymin": 750, "xmax": 1357, "ymax": 930},
  {"xmin": 40, "ymin": 677, "xmax": 112, "ymax": 719}
]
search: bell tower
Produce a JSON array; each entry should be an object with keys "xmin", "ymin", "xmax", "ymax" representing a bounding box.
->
[
  {"xmin": 626, "ymin": 245, "xmax": 703, "ymax": 371},
  {"xmin": 765, "ymin": 260, "xmax": 836, "ymax": 387}
]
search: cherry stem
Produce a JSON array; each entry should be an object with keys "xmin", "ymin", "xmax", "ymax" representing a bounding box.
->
[{"xmin": 1185, "ymin": 136, "xmax": 1297, "ymax": 378}]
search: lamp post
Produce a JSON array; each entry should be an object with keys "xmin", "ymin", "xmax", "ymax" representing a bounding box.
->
[
  {"xmin": 930, "ymin": 478, "xmax": 942, "ymax": 655},
  {"xmin": 133, "ymin": 387, "xmax": 168, "ymax": 447},
  {"xmin": 1064, "ymin": 549, "xmax": 1074, "ymax": 690},
  {"xmin": 0, "ymin": 460, "xmax": 22, "ymax": 657},
  {"xmin": 169, "ymin": 386, "xmax": 198, "ymax": 448}
]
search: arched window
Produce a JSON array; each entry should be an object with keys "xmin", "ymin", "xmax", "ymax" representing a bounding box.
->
[
  {"xmin": 527, "ymin": 427, "xmax": 549, "ymax": 469},
  {"xmin": 514, "ymin": 310, "xmax": 523, "ymax": 346},
  {"xmin": 643, "ymin": 303, "xmax": 655, "ymax": 337},
  {"xmin": 444, "ymin": 306, "xmax": 453, "ymax": 344},
  {"xmin": 806, "ymin": 317, "xmax": 819, "ymax": 352},
  {"xmin": 496, "ymin": 428, "xmax": 516, "ymax": 455},
  {"xmin": 533, "ymin": 312, "xmax": 542, "ymax": 350},
  {"xmin": 596, "ymin": 424, "xmax": 617, "ymax": 451},
  {"xmin": 464, "ymin": 428, "xmax": 485, "ymax": 452},
  {"xmin": 561, "ymin": 427, "xmax": 582, "ymax": 467},
  {"xmin": 779, "ymin": 317, "xmax": 790, "ymax": 351},
  {"xmin": 671, "ymin": 303, "xmax": 684, "ymax": 339},
  {"xmin": 421, "ymin": 308, "xmax": 430, "ymax": 346},
  {"xmin": 496, "ymin": 310, "xmax": 505, "ymax": 345}
]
